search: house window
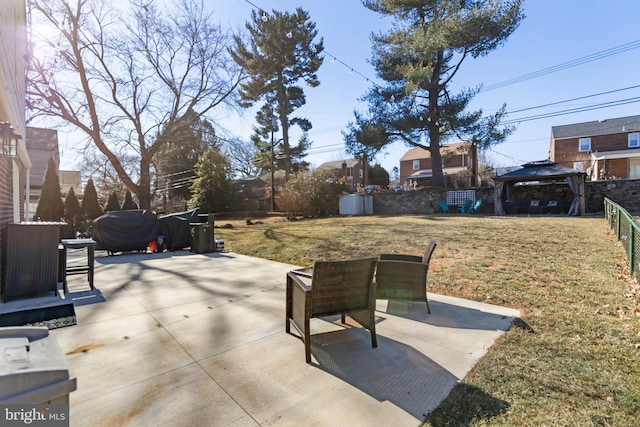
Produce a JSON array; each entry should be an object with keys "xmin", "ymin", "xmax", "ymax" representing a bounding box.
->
[
  {"xmin": 629, "ymin": 133, "xmax": 640, "ymax": 148},
  {"xmin": 359, "ymin": 169, "xmax": 363, "ymax": 178},
  {"xmin": 630, "ymin": 158, "xmax": 640, "ymax": 179},
  {"xmin": 578, "ymin": 138, "xmax": 591, "ymax": 152},
  {"xmin": 412, "ymin": 160, "xmax": 420, "ymax": 171},
  {"xmin": 573, "ymin": 161, "xmax": 584, "ymax": 171}
]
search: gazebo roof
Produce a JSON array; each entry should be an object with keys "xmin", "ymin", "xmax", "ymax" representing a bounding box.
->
[{"xmin": 494, "ymin": 160, "xmax": 585, "ymax": 182}]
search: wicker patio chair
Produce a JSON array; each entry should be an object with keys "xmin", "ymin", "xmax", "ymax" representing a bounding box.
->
[
  {"xmin": 375, "ymin": 240, "xmax": 437, "ymax": 314},
  {"xmin": 285, "ymin": 257, "xmax": 378, "ymax": 363}
]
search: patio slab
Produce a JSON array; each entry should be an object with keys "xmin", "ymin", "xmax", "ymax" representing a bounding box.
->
[{"xmin": 49, "ymin": 250, "xmax": 520, "ymax": 426}]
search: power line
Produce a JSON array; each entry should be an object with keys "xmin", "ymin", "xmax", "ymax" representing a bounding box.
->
[
  {"xmin": 241, "ymin": 0, "xmax": 640, "ymax": 113},
  {"xmin": 240, "ymin": 0, "xmax": 381, "ymax": 88},
  {"xmin": 503, "ymin": 96, "xmax": 640, "ymax": 125},
  {"xmin": 243, "ymin": 0, "xmax": 640, "ymax": 98},
  {"xmin": 155, "ymin": 169, "xmax": 194, "ymax": 179},
  {"xmin": 481, "ymin": 39, "xmax": 640, "ymax": 92},
  {"xmin": 235, "ymin": 1, "xmax": 640, "ymax": 163},
  {"xmin": 506, "ymin": 84, "xmax": 640, "ymax": 114}
]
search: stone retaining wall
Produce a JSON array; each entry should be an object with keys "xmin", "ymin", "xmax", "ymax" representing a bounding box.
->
[{"xmin": 372, "ymin": 179, "xmax": 640, "ymax": 216}]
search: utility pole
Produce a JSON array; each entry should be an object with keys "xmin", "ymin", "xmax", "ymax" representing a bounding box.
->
[{"xmin": 270, "ymin": 115, "xmax": 277, "ymax": 212}]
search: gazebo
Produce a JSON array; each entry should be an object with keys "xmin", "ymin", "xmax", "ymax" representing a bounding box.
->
[{"xmin": 493, "ymin": 161, "xmax": 586, "ymax": 216}]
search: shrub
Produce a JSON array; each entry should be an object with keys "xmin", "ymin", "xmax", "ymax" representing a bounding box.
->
[{"xmin": 276, "ymin": 169, "xmax": 346, "ymax": 218}]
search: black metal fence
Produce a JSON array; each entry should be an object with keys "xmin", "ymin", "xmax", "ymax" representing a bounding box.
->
[{"xmin": 604, "ymin": 197, "xmax": 640, "ymax": 278}]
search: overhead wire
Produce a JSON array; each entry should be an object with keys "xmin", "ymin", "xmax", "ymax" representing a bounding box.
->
[
  {"xmin": 506, "ymin": 84, "xmax": 640, "ymax": 114},
  {"xmin": 237, "ymin": 0, "xmax": 640, "ymax": 162},
  {"xmin": 503, "ymin": 96, "xmax": 640, "ymax": 125},
  {"xmin": 481, "ymin": 39, "xmax": 640, "ymax": 92}
]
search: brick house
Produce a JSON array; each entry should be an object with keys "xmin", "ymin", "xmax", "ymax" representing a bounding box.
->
[
  {"xmin": 317, "ymin": 159, "xmax": 366, "ymax": 192},
  {"xmin": 399, "ymin": 142, "xmax": 475, "ymax": 188},
  {"xmin": 550, "ymin": 115, "xmax": 640, "ymax": 181},
  {"xmin": 232, "ymin": 176, "xmax": 268, "ymax": 211}
]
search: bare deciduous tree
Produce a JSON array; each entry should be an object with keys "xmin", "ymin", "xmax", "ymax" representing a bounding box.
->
[
  {"xmin": 221, "ymin": 135, "xmax": 259, "ymax": 178},
  {"xmin": 27, "ymin": 0, "xmax": 244, "ymax": 208}
]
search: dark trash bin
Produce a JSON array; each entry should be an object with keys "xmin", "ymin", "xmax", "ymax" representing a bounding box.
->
[{"xmin": 190, "ymin": 223, "xmax": 214, "ymax": 254}]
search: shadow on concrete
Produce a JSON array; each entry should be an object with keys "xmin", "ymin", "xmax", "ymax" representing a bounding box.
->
[
  {"xmin": 310, "ymin": 328, "xmax": 458, "ymax": 420},
  {"xmin": 380, "ymin": 299, "xmax": 517, "ymax": 331},
  {"xmin": 66, "ymin": 288, "xmax": 106, "ymax": 307}
]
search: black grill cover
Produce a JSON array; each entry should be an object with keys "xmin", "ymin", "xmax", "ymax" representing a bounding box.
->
[
  {"xmin": 92, "ymin": 210, "xmax": 160, "ymax": 252},
  {"xmin": 159, "ymin": 208, "xmax": 200, "ymax": 251}
]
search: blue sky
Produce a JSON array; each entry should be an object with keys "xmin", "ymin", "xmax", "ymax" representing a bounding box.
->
[
  {"xmin": 207, "ymin": 0, "xmax": 640, "ymax": 174},
  {"xmin": 57, "ymin": 0, "xmax": 640, "ymax": 176}
]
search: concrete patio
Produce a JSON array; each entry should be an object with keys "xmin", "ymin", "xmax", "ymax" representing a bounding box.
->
[{"xmin": 50, "ymin": 250, "xmax": 520, "ymax": 426}]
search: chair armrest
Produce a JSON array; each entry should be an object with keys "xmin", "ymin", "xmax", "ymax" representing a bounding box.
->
[
  {"xmin": 287, "ymin": 271, "xmax": 312, "ymax": 292},
  {"xmin": 379, "ymin": 253, "xmax": 423, "ymax": 263},
  {"xmin": 286, "ymin": 271, "xmax": 312, "ymax": 337},
  {"xmin": 290, "ymin": 267, "xmax": 313, "ymax": 278}
]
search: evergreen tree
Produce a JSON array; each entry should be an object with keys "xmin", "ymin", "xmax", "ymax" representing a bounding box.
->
[
  {"xmin": 121, "ymin": 190, "xmax": 139, "ymax": 210},
  {"xmin": 35, "ymin": 157, "xmax": 64, "ymax": 221},
  {"xmin": 82, "ymin": 178, "xmax": 103, "ymax": 220},
  {"xmin": 104, "ymin": 191, "xmax": 120, "ymax": 212},
  {"xmin": 155, "ymin": 111, "xmax": 216, "ymax": 204},
  {"xmin": 188, "ymin": 149, "xmax": 233, "ymax": 213},
  {"xmin": 345, "ymin": 0, "xmax": 523, "ymax": 187},
  {"xmin": 368, "ymin": 164, "xmax": 390, "ymax": 187},
  {"xmin": 63, "ymin": 186, "xmax": 82, "ymax": 237},
  {"xmin": 231, "ymin": 8, "xmax": 323, "ymax": 177},
  {"xmin": 60, "ymin": 187, "xmax": 84, "ymax": 239}
]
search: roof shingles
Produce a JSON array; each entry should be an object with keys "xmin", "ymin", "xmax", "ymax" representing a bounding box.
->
[{"xmin": 552, "ymin": 115, "xmax": 640, "ymax": 140}]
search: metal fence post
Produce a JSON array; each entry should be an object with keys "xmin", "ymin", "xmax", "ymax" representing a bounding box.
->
[{"xmin": 629, "ymin": 221, "xmax": 635, "ymax": 277}]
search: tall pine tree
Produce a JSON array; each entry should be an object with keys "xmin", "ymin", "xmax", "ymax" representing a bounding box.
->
[
  {"xmin": 231, "ymin": 8, "xmax": 323, "ymax": 178},
  {"xmin": 345, "ymin": 0, "xmax": 523, "ymax": 187},
  {"xmin": 35, "ymin": 157, "xmax": 64, "ymax": 221}
]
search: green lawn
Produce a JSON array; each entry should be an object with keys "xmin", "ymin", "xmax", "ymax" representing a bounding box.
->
[{"xmin": 219, "ymin": 214, "xmax": 640, "ymax": 426}]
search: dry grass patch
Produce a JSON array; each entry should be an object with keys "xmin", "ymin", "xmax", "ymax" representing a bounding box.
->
[{"xmin": 217, "ymin": 214, "xmax": 640, "ymax": 426}]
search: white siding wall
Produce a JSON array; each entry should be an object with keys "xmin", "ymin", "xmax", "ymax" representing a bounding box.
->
[
  {"xmin": 0, "ymin": 0, "xmax": 30, "ymax": 222},
  {"xmin": 0, "ymin": 0, "xmax": 27, "ymax": 135}
]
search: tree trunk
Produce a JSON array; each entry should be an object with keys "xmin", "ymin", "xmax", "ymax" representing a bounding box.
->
[
  {"xmin": 470, "ymin": 143, "xmax": 478, "ymax": 187},
  {"xmin": 277, "ymin": 78, "xmax": 292, "ymax": 179},
  {"xmin": 429, "ymin": 135, "xmax": 445, "ymax": 188},
  {"xmin": 136, "ymin": 156, "xmax": 152, "ymax": 210}
]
